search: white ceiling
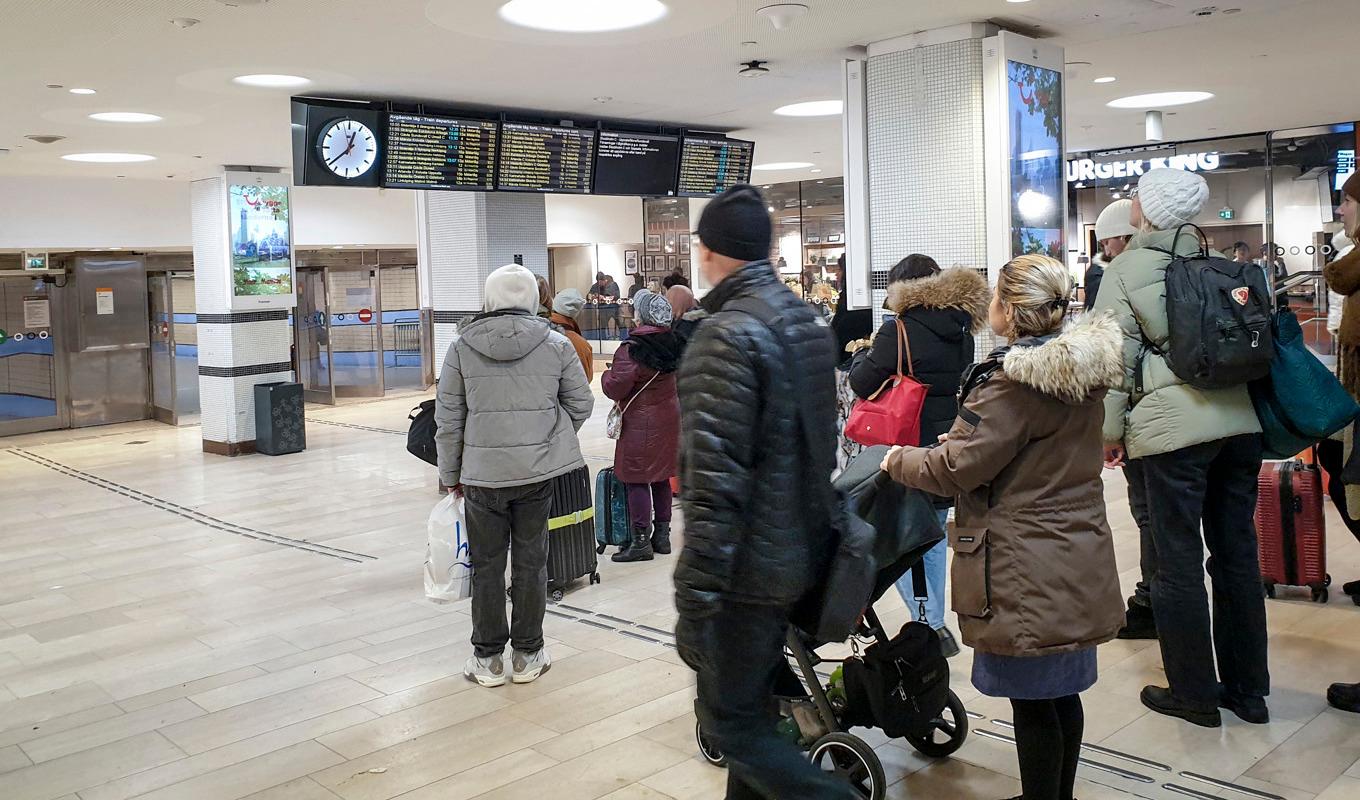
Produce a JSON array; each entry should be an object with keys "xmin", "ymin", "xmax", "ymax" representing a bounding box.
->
[{"xmin": 1, "ymin": 0, "xmax": 1355, "ymax": 188}]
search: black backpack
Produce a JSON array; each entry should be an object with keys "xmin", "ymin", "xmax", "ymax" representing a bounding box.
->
[
  {"xmin": 841, "ymin": 621, "xmax": 950, "ymax": 738},
  {"xmin": 407, "ymin": 400, "xmax": 438, "ymax": 466},
  {"xmin": 1150, "ymin": 223, "xmax": 1273, "ymax": 390}
]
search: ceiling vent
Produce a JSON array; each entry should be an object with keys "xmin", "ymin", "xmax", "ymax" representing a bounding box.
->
[{"xmin": 25, "ymin": 134, "xmax": 65, "ymax": 144}]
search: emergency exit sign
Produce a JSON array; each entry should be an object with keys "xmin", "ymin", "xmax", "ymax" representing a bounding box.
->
[{"xmin": 1219, "ymin": 207, "xmax": 1235, "ymax": 220}]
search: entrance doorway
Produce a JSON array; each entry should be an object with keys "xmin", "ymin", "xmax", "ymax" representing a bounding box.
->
[{"xmin": 0, "ymin": 273, "xmax": 65, "ymax": 436}]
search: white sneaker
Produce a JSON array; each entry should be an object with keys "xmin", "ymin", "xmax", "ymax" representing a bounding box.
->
[
  {"xmin": 511, "ymin": 649, "xmax": 552, "ymax": 684},
  {"xmin": 464, "ymin": 654, "xmax": 507, "ymax": 687}
]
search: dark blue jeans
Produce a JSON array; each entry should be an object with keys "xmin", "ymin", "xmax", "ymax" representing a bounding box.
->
[
  {"xmin": 678, "ymin": 602, "xmax": 856, "ymax": 800},
  {"xmin": 1141, "ymin": 434, "xmax": 1270, "ymax": 706},
  {"xmin": 1123, "ymin": 459, "xmax": 1158, "ymax": 609}
]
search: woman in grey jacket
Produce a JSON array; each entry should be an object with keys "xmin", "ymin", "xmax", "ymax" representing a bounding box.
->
[{"xmin": 435, "ymin": 264, "xmax": 595, "ymax": 688}]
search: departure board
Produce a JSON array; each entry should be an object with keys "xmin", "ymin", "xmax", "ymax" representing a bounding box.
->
[
  {"xmin": 497, "ymin": 122, "xmax": 595, "ymax": 193},
  {"xmin": 383, "ymin": 113, "xmax": 497, "ymax": 191},
  {"xmin": 594, "ymin": 131, "xmax": 680, "ymax": 196},
  {"xmin": 677, "ymin": 136, "xmax": 756, "ymax": 197}
]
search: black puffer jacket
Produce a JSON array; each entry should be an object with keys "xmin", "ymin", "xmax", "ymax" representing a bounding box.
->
[
  {"xmin": 674, "ymin": 262, "xmax": 839, "ymax": 614},
  {"xmin": 850, "ymin": 268, "xmax": 989, "ymax": 448}
]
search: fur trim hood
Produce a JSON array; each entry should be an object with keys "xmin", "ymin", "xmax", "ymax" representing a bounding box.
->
[
  {"xmin": 886, "ymin": 267, "xmax": 990, "ymax": 331},
  {"xmin": 1002, "ymin": 313, "xmax": 1124, "ymax": 405}
]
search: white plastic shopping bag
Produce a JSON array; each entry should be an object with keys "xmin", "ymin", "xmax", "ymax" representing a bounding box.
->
[{"xmin": 425, "ymin": 493, "xmax": 472, "ymax": 603}]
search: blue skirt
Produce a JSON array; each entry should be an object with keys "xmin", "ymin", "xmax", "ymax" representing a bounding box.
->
[{"xmin": 972, "ymin": 648, "xmax": 1098, "ymax": 700}]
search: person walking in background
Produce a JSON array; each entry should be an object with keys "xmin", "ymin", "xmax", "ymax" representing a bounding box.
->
[
  {"xmin": 435, "ymin": 264, "xmax": 595, "ymax": 688},
  {"xmin": 666, "ymin": 283, "xmax": 700, "ymax": 346},
  {"xmin": 603, "ymin": 289, "xmax": 683, "ymax": 562},
  {"xmin": 549, "ymin": 288, "xmax": 594, "ymax": 381},
  {"xmin": 1095, "ymin": 168, "xmax": 1270, "ymax": 727},
  {"xmin": 1085, "ymin": 199, "xmax": 1136, "ymax": 311},
  {"xmin": 849, "ymin": 253, "xmax": 989, "ymax": 657},
  {"xmin": 882, "ymin": 254, "xmax": 1125, "ymax": 800},
  {"xmin": 674, "ymin": 185, "xmax": 854, "ymax": 800}
]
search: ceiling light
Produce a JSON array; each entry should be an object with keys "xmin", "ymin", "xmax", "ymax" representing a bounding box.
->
[
  {"xmin": 61, "ymin": 152, "xmax": 157, "ymax": 163},
  {"xmin": 753, "ymin": 161, "xmax": 814, "ymax": 171},
  {"xmin": 810, "ymin": 168, "xmax": 823, "ymax": 173},
  {"xmin": 69, "ymin": 87, "xmax": 97, "ymax": 95},
  {"xmin": 756, "ymin": 4, "xmax": 809, "ymax": 30},
  {"xmin": 1107, "ymin": 91, "xmax": 1213, "ymax": 109},
  {"xmin": 232, "ymin": 74, "xmax": 311, "ymax": 88},
  {"xmin": 498, "ymin": 0, "xmax": 668, "ymax": 33},
  {"xmin": 89, "ymin": 112, "xmax": 163, "ymax": 123},
  {"xmin": 773, "ymin": 100, "xmax": 842, "ymax": 117},
  {"xmin": 1093, "ymin": 76, "xmax": 1117, "ymax": 84}
]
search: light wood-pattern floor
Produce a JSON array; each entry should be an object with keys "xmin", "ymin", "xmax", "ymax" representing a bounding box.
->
[{"xmin": 3, "ymin": 388, "xmax": 1360, "ymax": 800}]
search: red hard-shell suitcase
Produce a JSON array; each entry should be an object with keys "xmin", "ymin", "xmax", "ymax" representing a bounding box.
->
[{"xmin": 1255, "ymin": 460, "xmax": 1331, "ymax": 603}]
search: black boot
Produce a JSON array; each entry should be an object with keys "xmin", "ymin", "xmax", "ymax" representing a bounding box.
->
[
  {"xmin": 1116, "ymin": 602, "xmax": 1158, "ymax": 640},
  {"xmin": 612, "ymin": 525, "xmax": 655, "ymax": 562},
  {"xmin": 1328, "ymin": 682, "xmax": 1360, "ymax": 713},
  {"xmin": 651, "ymin": 520, "xmax": 672, "ymax": 555}
]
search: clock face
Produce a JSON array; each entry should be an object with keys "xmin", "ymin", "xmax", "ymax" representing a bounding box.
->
[{"xmin": 317, "ymin": 119, "xmax": 377, "ymax": 179}]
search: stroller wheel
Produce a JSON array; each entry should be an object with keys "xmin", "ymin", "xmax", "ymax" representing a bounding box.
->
[
  {"xmin": 905, "ymin": 689, "xmax": 969, "ymax": 758},
  {"xmin": 809, "ymin": 732, "xmax": 885, "ymax": 800},
  {"xmin": 696, "ymin": 721, "xmax": 727, "ymax": 768}
]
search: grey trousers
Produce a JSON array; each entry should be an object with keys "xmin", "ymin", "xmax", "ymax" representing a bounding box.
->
[
  {"xmin": 464, "ymin": 480, "xmax": 552, "ymax": 659},
  {"xmin": 1124, "ymin": 459, "xmax": 1158, "ymax": 610}
]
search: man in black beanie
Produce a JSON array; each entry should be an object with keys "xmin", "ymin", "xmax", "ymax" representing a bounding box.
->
[{"xmin": 673, "ymin": 186, "xmax": 851, "ymax": 799}]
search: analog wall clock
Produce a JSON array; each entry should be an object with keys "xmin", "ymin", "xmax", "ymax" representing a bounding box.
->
[{"xmin": 317, "ymin": 119, "xmax": 377, "ymax": 179}]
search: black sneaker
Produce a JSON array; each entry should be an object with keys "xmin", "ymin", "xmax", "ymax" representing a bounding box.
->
[
  {"xmin": 1141, "ymin": 685, "xmax": 1221, "ymax": 728},
  {"xmin": 1218, "ymin": 685, "xmax": 1270, "ymax": 724},
  {"xmin": 1117, "ymin": 603, "xmax": 1158, "ymax": 640},
  {"xmin": 1343, "ymin": 579, "xmax": 1360, "ymax": 596},
  {"xmin": 1328, "ymin": 682, "xmax": 1360, "ymax": 713}
]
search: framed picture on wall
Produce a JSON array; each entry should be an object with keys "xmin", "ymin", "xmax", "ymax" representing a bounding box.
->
[
  {"xmin": 680, "ymin": 258, "xmax": 690, "ymax": 273},
  {"xmin": 679, "ymin": 235, "xmax": 690, "ymax": 255},
  {"xmin": 664, "ymin": 231, "xmax": 677, "ymax": 252},
  {"xmin": 806, "ymin": 235, "xmax": 821, "ymax": 244},
  {"xmin": 827, "ymin": 233, "xmax": 843, "ymax": 243},
  {"xmin": 669, "ymin": 255, "xmax": 679, "ymax": 271},
  {"xmin": 646, "ymin": 234, "xmax": 661, "ymax": 251},
  {"xmin": 625, "ymin": 250, "xmax": 639, "ymax": 275}
]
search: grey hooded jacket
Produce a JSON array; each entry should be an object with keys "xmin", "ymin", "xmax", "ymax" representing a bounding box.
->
[{"xmin": 435, "ymin": 311, "xmax": 595, "ymax": 488}]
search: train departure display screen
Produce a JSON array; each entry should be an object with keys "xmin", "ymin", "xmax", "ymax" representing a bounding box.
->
[
  {"xmin": 383, "ymin": 113, "xmax": 498, "ymax": 191},
  {"xmin": 677, "ymin": 136, "xmax": 755, "ymax": 197},
  {"xmin": 594, "ymin": 131, "xmax": 680, "ymax": 196},
  {"xmin": 497, "ymin": 122, "xmax": 595, "ymax": 193}
]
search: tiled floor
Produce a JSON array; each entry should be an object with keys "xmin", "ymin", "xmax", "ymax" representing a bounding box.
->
[{"xmin": 3, "ymin": 387, "xmax": 1360, "ymax": 800}]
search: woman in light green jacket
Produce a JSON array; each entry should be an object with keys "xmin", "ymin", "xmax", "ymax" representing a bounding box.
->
[{"xmin": 1092, "ymin": 168, "xmax": 1270, "ymax": 730}]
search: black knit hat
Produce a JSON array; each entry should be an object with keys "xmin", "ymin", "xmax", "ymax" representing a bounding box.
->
[
  {"xmin": 697, "ymin": 184, "xmax": 772, "ymax": 263},
  {"xmin": 1345, "ymin": 171, "xmax": 1360, "ymax": 204}
]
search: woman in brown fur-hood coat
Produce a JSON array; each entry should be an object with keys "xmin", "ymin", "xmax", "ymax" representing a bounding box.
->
[{"xmin": 849, "ymin": 263, "xmax": 991, "ymax": 449}]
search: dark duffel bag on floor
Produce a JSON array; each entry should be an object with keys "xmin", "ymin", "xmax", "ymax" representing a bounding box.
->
[{"xmin": 408, "ymin": 400, "xmax": 437, "ymax": 466}]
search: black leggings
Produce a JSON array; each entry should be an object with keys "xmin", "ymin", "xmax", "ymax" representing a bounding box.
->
[{"xmin": 1011, "ymin": 695, "xmax": 1084, "ymax": 800}]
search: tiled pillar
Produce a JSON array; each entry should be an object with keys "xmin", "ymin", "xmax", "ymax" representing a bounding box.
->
[
  {"xmin": 416, "ymin": 192, "xmax": 548, "ymax": 372},
  {"xmin": 191, "ymin": 175, "xmax": 294, "ymax": 456}
]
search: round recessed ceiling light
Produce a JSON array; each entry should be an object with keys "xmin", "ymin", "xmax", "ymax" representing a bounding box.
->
[
  {"xmin": 232, "ymin": 73, "xmax": 311, "ymax": 88},
  {"xmin": 773, "ymin": 100, "xmax": 842, "ymax": 117},
  {"xmin": 498, "ymin": 0, "xmax": 668, "ymax": 33},
  {"xmin": 69, "ymin": 87, "xmax": 97, "ymax": 95},
  {"xmin": 753, "ymin": 161, "xmax": 815, "ymax": 171},
  {"xmin": 89, "ymin": 112, "xmax": 163, "ymax": 123},
  {"xmin": 1107, "ymin": 91, "xmax": 1213, "ymax": 109},
  {"xmin": 61, "ymin": 152, "xmax": 157, "ymax": 163},
  {"xmin": 1093, "ymin": 76, "xmax": 1117, "ymax": 84}
]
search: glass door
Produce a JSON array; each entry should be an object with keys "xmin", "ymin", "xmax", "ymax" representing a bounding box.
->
[
  {"xmin": 328, "ymin": 267, "xmax": 384, "ymax": 399},
  {"xmin": 148, "ymin": 274, "xmax": 176, "ymax": 423},
  {"xmin": 380, "ymin": 265, "xmax": 424, "ymax": 391},
  {"xmin": 0, "ymin": 275, "xmax": 66, "ymax": 436},
  {"xmin": 295, "ymin": 268, "xmax": 335, "ymax": 405}
]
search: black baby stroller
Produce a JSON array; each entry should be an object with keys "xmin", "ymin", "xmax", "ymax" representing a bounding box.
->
[{"xmin": 694, "ymin": 445, "xmax": 969, "ymax": 799}]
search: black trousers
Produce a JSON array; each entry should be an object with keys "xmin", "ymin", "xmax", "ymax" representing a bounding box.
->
[
  {"xmin": 1012, "ymin": 695, "xmax": 1084, "ymax": 800},
  {"xmin": 1141, "ymin": 434, "xmax": 1271, "ymax": 706},
  {"xmin": 1123, "ymin": 459, "xmax": 1158, "ymax": 609},
  {"xmin": 678, "ymin": 602, "xmax": 856, "ymax": 800},
  {"xmin": 1318, "ymin": 439, "xmax": 1360, "ymax": 542},
  {"xmin": 464, "ymin": 481, "xmax": 552, "ymax": 659}
]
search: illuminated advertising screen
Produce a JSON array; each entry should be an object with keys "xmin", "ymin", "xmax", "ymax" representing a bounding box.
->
[
  {"xmin": 1007, "ymin": 60, "xmax": 1064, "ymax": 260},
  {"xmin": 229, "ymin": 183, "xmax": 293, "ymax": 298}
]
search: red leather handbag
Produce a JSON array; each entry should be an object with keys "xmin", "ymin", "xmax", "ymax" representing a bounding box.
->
[{"xmin": 844, "ymin": 318, "xmax": 929, "ymax": 447}]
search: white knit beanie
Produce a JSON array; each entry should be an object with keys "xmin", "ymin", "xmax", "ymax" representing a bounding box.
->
[
  {"xmin": 483, "ymin": 264, "xmax": 539, "ymax": 313},
  {"xmin": 1137, "ymin": 168, "xmax": 1209, "ymax": 230},
  {"xmin": 1094, "ymin": 199, "xmax": 1137, "ymax": 242}
]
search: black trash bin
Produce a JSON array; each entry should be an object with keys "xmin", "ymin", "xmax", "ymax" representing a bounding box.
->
[{"xmin": 254, "ymin": 382, "xmax": 306, "ymax": 456}]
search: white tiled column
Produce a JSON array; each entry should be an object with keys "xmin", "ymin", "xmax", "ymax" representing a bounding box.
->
[
  {"xmin": 416, "ymin": 192, "xmax": 548, "ymax": 372},
  {"xmin": 191, "ymin": 176, "xmax": 294, "ymax": 456}
]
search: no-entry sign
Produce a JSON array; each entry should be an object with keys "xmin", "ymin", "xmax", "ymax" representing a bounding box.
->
[{"xmin": 358, "ymin": 308, "xmax": 373, "ymax": 323}]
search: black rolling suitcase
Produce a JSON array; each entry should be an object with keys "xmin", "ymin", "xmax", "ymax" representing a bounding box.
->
[{"xmin": 547, "ymin": 465, "xmax": 600, "ymax": 601}]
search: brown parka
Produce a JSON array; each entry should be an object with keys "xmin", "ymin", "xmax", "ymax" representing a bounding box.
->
[{"xmin": 885, "ymin": 313, "xmax": 1126, "ymax": 658}]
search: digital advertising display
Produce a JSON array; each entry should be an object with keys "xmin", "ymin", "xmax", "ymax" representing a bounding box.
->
[
  {"xmin": 1007, "ymin": 60, "xmax": 1064, "ymax": 260},
  {"xmin": 229, "ymin": 183, "xmax": 293, "ymax": 299}
]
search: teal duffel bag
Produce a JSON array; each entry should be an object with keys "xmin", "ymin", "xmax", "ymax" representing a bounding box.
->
[{"xmin": 1250, "ymin": 308, "xmax": 1360, "ymax": 459}]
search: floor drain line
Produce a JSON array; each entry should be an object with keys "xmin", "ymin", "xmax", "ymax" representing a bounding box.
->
[
  {"xmin": 1177, "ymin": 772, "xmax": 1285, "ymax": 800},
  {"xmin": 547, "ymin": 601, "xmax": 675, "ymax": 647},
  {"xmin": 308, "ymin": 419, "xmax": 405, "ymax": 436},
  {"xmin": 974, "ymin": 729, "xmax": 1155, "ymax": 784},
  {"xmin": 8, "ymin": 449, "xmax": 378, "ymax": 564},
  {"xmin": 1163, "ymin": 784, "xmax": 1220, "ymax": 800},
  {"xmin": 991, "ymin": 720, "xmax": 1170, "ymax": 772}
]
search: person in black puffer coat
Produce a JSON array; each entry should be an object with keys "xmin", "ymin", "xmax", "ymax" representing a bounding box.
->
[
  {"xmin": 849, "ymin": 255, "xmax": 989, "ymax": 656},
  {"xmin": 674, "ymin": 185, "xmax": 855, "ymax": 800}
]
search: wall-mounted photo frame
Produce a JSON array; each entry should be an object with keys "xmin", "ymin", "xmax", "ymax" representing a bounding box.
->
[
  {"xmin": 679, "ymin": 235, "xmax": 690, "ymax": 255},
  {"xmin": 806, "ymin": 235, "xmax": 821, "ymax": 244},
  {"xmin": 827, "ymin": 233, "xmax": 843, "ymax": 243},
  {"xmin": 625, "ymin": 250, "xmax": 639, "ymax": 275},
  {"xmin": 679, "ymin": 258, "xmax": 690, "ymax": 273},
  {"xmin": 646, "ymin": 234, "xmax": 662, "ymax": 252},
  {"xmin": 668, "ymin": 255, "xmax": 679, "ymax": 271},
  {"xmin": 664, "ymin": 231, "xmax": 677, "ymax": 252}
]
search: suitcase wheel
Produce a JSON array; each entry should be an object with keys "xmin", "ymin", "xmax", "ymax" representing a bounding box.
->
[
  {"xmin": 1312, "ymin": 587, "xmax": 1329, "ymax": 604},
  {"xmin": 550, "ymin": 588, "xmax": 565, "ymax": 603},
  {"xmin": 590, "ymin": 572, "xmax": 602, "ymax": 586},
  {"xmin": 596, "ymin": 544, "xmax": 607, "ymax": 555},
  {"xmin": 1264, "ymin": 582, "xmax": 1277, "ymax": 599},
  {"xmin": 1325, "ymin": 574, "xmax": 1333, "ymax": 588}
]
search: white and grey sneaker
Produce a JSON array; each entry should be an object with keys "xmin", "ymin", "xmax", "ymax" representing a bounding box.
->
[
  {"xmin": 511, "ymin": 649, "xmax": 552, "ymax": 684},
  {"xmin": 464, "ymin": 654, "xmax": 507, "ymax": 687}
]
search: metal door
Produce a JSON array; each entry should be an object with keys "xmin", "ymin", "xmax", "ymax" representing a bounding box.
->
[
  {"xmin": 65, "ymin": 257, "xmax": 150, "ymax": 428},
  {"xmin": 0, "ymin": 274, "xmax": 67, "ymax": 436},
  {"xmin": 328, "ymin": 267, "xmax": 384, "ymax": 398},
  {"xmin": 295, "ymin": 268, "xmax": 335, "ymax": 405}
]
